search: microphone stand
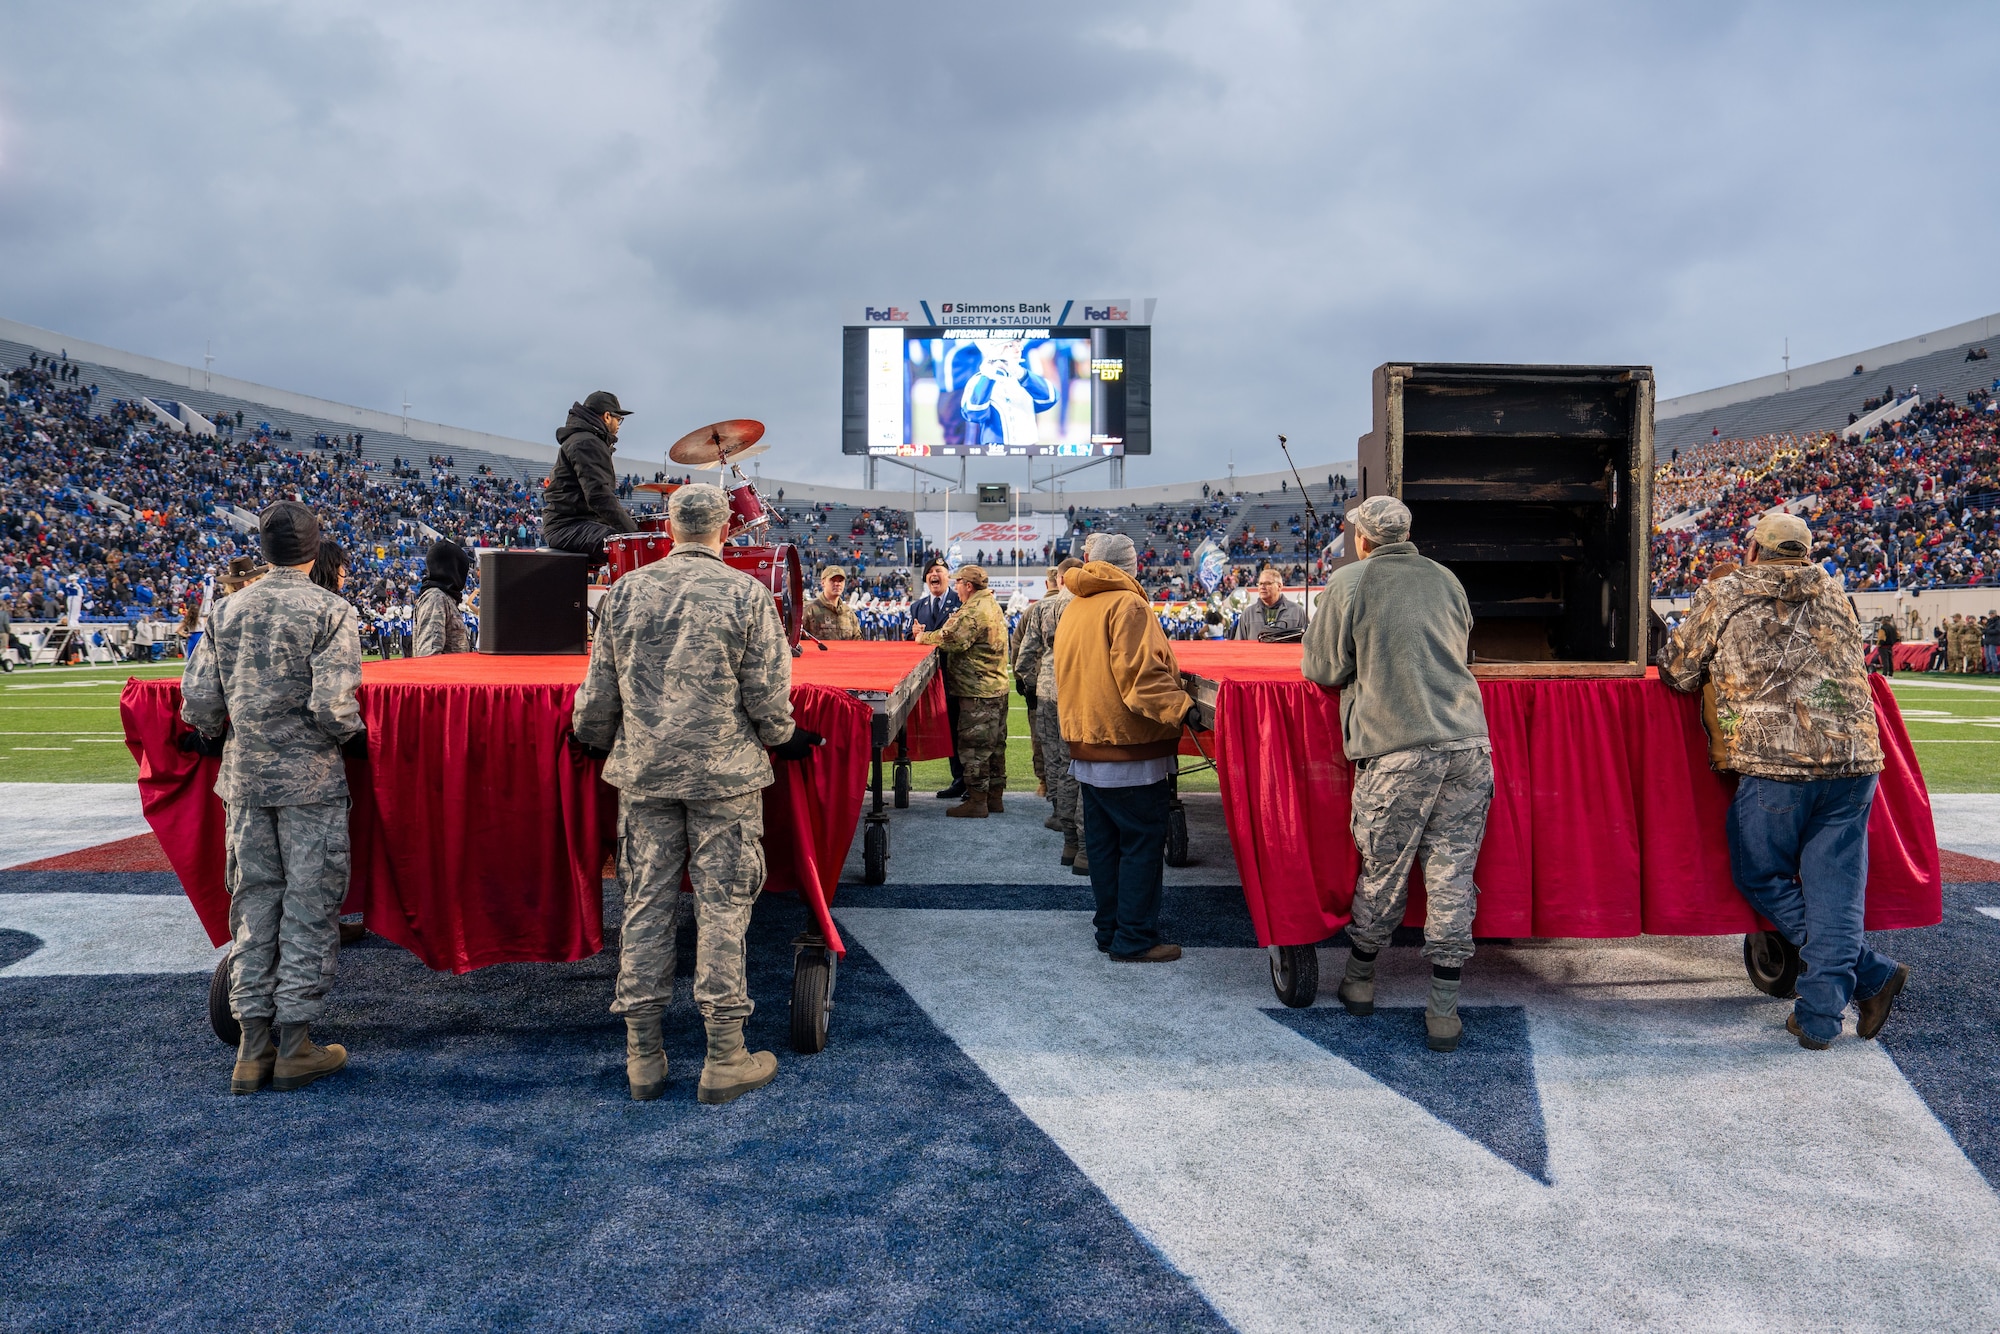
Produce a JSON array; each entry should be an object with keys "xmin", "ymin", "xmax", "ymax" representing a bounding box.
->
[{"xmin": 1277, "ymin": 433, "xmax": 1324, "ymax": 623}]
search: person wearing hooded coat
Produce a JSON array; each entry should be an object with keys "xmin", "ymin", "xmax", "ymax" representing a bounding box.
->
[
  {"xmin": 542, "ymin": 391, "xmax": 639, "ymax": 561},
  {"xmin": 413, "ymin": 541, "xmax": 472, "ymax": 656}
]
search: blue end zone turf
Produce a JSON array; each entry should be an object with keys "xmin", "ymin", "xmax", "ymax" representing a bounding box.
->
[{"xmin": 0, "ymin": 892, "xmax": 1226, "ymax": 1332}]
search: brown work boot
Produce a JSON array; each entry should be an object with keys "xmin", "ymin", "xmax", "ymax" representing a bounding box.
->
[
  {"xmin": 946, "ymin": 791, "xmax": 989, "ymax": 819},
  {"xmin": 1856, "ymin": 964, "xmax": 1910, "ymax": 1040},
  {"xmin": 230, "ymin": 1016, "xmax": 275, "ymax": 1095},
  {"xmin": 272, "ymin": 1022, "xmax": 348, "ymax": 1091},
  {"xmin": 697, "ymin": 1018, "xmax": 778, "ymax": 1105},
  {"xmin": 1072, "ymin": 844, "xmax": 1090, "ymax": 876},
  {"xmin": 626, "ymin": 1013, "xmax": 667, "ymax": 1101},
  {"xmin": 1109, "ymin": 942, "xmax": 1182, "ymax": 963},
  {"xmin": 986, "ymin": 786, "xmax": 1006, "ymax": 813},
  {"xmin": 1061, "ymin": 835, "xmax": 1078, "ymax": 866},
  {"xmin": 1787, "ymin": 1014, "xmax": 1831, "ymax": 1050}
]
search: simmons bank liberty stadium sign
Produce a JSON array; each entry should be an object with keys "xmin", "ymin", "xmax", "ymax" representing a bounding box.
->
[{"xmin": 859, "ymin": 299, "xmax": 1157, "ymax": 328}]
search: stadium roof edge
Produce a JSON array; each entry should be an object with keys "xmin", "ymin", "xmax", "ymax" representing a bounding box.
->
[
  {"xmin": 0, "ymin": 313, "xmax": 577, "ymax": 466},
  {"xmin": 1657, "ymin": 309, "xmax": 2000, "ymax": 421}
]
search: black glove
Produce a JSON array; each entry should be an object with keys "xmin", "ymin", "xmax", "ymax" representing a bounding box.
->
[
  {"xmin": 568, "ymin": 733, "xmax": 610, "ymax": 763},
  {"xmin": 340, "ymin": 732, "xmax": 370, "ymax": 761},
  {"xmin": 1023, "ymin": 689, "xmax": 1039, "ymax": 711},
  {"xmin": 770, "ymin": 727, "xmax": 825, "ymax": 761},
  {"xmin": 176, "ymin": 729, "xmax": 226, "ymax": 757}
]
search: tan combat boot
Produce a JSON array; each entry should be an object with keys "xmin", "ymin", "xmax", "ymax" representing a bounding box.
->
[
  {"xmin": 945, "ymin": 790, "xmax": 989, "ymax": 819},
  {"xmin": 272, "ymin": 1022, "xmax": 348, "ymax": 1091},
  {"xmin": 986, "ymin": 785, "xmax": 1006, "ymax": 814},
  {"xmin": 231, "ymin": 1016, "xmax": 275, "ymax": 1095},
  {"xmin": 626, "ymin": 1013, "xmax": 667, "ymax": 1101},
  {"xmin": 1337, "ymin": 948, "xmax": 1377, "ymax": 1016},
  {"xmin": 1426, "ymin": 968, "xmax": 1463, "ymax": 1052},
  {"xmin": 697, "ymin": 1018, "xmax": 778, "ymax": 1105},
  {"xmin": 1071, "ymin": 843, "xmax": 1090, "ymax": 876},
  {"xmin": 1060, "ymin": 834, "xmax": 1078, "ymax": 867}
]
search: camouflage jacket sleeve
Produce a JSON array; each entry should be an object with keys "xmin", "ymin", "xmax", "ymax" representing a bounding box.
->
[
  {"xmin": 738, "ymin": 585, "xmax": 797, "ymax": 747},
  {"xmin": 917, "ymin": 604, "xmax": 982, "ymax": 652},
  {"xmin": 412, "ymin": 588, "xmax": 454, "ymax": 657},
  {"xmin": 180, "ymin": 633, "xmax": 226, "ymax": 737},
  {"xmin": 1662, "ymin": 585, "xmax": 1724, "ymax": 694},
  {"xmin": 571, "ymin": 593, "xmax": 624, "ymax": 750},
  {"xmin": 309, "ymin": 602, "xmax": 365, "ymax": 743},
  {"xmin": 1013, "ymin": 600, "xmax": 1050, "ymax": 688}
]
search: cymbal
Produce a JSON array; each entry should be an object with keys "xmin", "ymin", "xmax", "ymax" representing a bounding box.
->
[
  {"xmin": 632, "ymin": 481, "xmax": 681, "ymax": 494},
  {"xmin": 668, "ymin": 419, "xmax": 768, "ymax": 466}
]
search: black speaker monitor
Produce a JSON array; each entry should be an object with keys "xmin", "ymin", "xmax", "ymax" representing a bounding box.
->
[{"xmin": 476, "ymin": 550, "xmax": 590, "ymax": 655}]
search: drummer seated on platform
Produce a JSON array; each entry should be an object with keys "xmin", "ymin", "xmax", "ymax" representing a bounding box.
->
[{"xmin": 542, "ymin": 390, "xmax": 639, "ymax": 562}]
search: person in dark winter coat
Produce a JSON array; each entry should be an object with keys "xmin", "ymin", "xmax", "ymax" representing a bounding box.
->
[
  {"xmin": 543, "ymin": 391, "xmax": 639, "ymax": 560},
  {"xmin": 413, "ymin": 541, "xmax": 473, "ymax": 656}
]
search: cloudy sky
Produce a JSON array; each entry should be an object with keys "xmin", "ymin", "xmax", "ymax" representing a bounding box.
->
[{"xmin": 1, "ymin": 1, "xmax": 1996, "ymax": 482}]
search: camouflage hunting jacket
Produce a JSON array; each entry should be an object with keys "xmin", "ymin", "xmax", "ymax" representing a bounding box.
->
[
  {"xmin": 1663, "ymin": 560, "xmax": 1883, "ymax": 781},
  {"xmin": 180, "ymin": 566, "xmax": 364, "ymax": 807},
  {"xmin": 802, "ymin": 596, "xmax": 861, "ymax": 642},
  {"xmin": 413, "ymin": 586, "xmax": 470, "ymax": 657},
  {"xmin": 1010, "ymin": 589, "xmax": 1072, "ymax": 701},
  {"xmin": 916, "ymin": 586, "xmax": 1010, "ymax": 698},
  {"xmin": 571, "ymin": 545, "xmax": 796, "ymax": 800}
]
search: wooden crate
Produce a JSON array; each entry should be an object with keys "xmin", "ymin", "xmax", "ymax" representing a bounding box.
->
[{"xmin": 1354, "ymin": 363, "xmax": 1654, "ymax": 678}]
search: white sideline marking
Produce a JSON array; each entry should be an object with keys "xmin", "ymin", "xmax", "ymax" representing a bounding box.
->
[
  {"xmin": 841, "ymin": 908, "xmax": 2000, "ymax": 1332},
  {"xmin": 1977, "ymin": 907, "xmax": 2000, "ymax": 921},
  {"xmin": 0, "ymin": 782, "xmax": 151, "ymax": 868},
  {"xmin": 0, "ymin": 893, "xmax": 222, "ymax": 975}
]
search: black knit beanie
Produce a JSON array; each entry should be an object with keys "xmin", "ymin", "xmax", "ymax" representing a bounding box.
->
[{"xmin": 259, "ymin": 501, "xmax": 321, "ymax": 566}]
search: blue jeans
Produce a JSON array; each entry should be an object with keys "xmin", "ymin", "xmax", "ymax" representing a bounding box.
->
[
  {"xmin": 1727, "ymin": 773, "xmax": 1898, "ymax": 1044},
  {"xmin": 1080, "ymin": 779, "xmax": 1170, "ymax": 956}
]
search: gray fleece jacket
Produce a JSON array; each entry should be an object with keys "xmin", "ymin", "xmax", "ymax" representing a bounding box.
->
[{"xmin": 1301, "ymin": 541, "xmax": 1487, "ymax": 761}]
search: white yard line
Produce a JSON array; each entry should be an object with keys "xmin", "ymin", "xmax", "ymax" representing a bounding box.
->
[{"xmin": 0, "ymin": 781, "xmax": 151, "ymax": 867}]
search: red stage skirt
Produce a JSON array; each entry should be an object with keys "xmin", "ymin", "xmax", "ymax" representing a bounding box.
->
[
  {"xmin": 120, "ymin": 644, "xmax": 947, "ymax": 972},
  {"xmin": 1171, "ymin": 642, "xmax": 1942, "ymax": 949}
]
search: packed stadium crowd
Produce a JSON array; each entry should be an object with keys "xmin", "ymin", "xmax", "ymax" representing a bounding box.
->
[{"xmin": 1652, "ymin": 387, "xmax": 2000, "ymax": 597}]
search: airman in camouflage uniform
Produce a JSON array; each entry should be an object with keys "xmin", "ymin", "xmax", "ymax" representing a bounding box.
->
[
  {"xmin": 181, "ymin": 500, "xmax": 363, "ymax": 1095},
  {"xmin": 801, "ymin": 565, "xmax": 861, "ymax": 641},
  {"xmin": 412, "ymin": 541, "xmax": 473, "ymax": 656},
  {"xmin": 1665, "ymin": 513, "xmax": 1903, "ymax": 1050},
  {"xmin": 1011, "ymin": 560, "xmax": 1083, "ymax": 862},
  {"xmin": 916, "ymin": 565, "xmax": 1011, "ymax": 818},
  {"xmin": 572, "ymin": 483, "xmax": 818, "ymax": 1105}
]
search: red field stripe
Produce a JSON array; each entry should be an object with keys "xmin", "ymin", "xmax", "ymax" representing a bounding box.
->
[{"xmin": 10, "ymin": 832, "xmax": 176, "ymax": 873}]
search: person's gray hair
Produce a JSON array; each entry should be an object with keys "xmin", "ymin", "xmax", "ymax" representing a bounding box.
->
[
  {"xmin": 668, "ymin": 483, "xmax": 731, "ymax": 536},
  {"xmin": 1348, "ymin": 495, "xmax": 1412, "ymax": 544},
  {"xmin": 1085, "ymin": 531, "xmax": 1138, "ymax": 574}
]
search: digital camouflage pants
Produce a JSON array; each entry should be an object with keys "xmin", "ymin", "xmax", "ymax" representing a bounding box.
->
[
  {"xmin": 954, "ymin": 694, "xmax": 1008, "ymax": 792},
  {"xmin": 224, "ymin": 799, "xmax": 350, "ymax": 1023},
  {"xmin": 1347, "ymin": 743, "xmax": 1494, "ymax": 967},
  {"xmin": 614, "ymin": 791, "xmax": 765, "ymax": 1024},
  {"xmin": 1029, "ymin": 702, "xmax": 1046, "ymax": 781},
  {"xmin": 1033, "ymin": 697, "xmax": 1078, "ymax": 836}
]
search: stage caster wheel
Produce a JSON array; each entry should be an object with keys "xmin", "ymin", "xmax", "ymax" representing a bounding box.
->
[
  {"xmin": 1164, "ymin": 803, "xmax": 1191, "ymax": 867},
  {"xmin": 863, "ymin": 821, "xmax": 888, "ymax": 885},
  {"xmin": 1269, "ymin": 944, "xmax": 1318, "ymax": 1008},
  {"xmin": 892, "ymin": 760, "xmax": 911, "ymax": 810},
  {"xmin": 208, "ymin": 952, "xmax": 240, "ymax": 1046},
  {"xmin": 790, "ymin": 944, "xmax": 834, "ymax": 1054},
  {"xmin": 1743, "ymin": 930, "xmax": 1801, "ymax": 998}
]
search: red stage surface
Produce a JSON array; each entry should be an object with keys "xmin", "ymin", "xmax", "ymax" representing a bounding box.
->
[
  {"xmin": 1171, "ymin": 640, "xmax": 1942, "ymax": 949},
  {"xmin": 120, "ymin": 643, "xmax": 947, "ymax": 973}
]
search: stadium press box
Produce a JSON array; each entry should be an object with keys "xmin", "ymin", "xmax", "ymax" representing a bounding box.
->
[{"xmin": 1352, "ymin": 363, "xmax": 1655, "ymax": 678}]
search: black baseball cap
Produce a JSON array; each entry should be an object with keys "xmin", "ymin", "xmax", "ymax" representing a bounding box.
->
[{"xmin": 582, "ymin": 390, "xmax": 632, "ymax": 417}]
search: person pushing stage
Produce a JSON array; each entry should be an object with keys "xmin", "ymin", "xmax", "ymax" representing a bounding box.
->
[
  {"xmin": 570, "ymin": 482, "xmax": 823, "ymax": 1104},
  {"xmin": 543, "ymin": 390, "xmax": 640, "ymax": 561}
]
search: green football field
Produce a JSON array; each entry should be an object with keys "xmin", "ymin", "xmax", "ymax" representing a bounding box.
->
[{"xmin": 2, "ymin": 661, "xmax": 1988, "ymax": 794}]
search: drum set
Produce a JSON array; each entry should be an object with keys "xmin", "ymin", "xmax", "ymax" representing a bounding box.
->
[{"xmin": 602, "ymin": 419, "xmax": 804, "ymax": 647}]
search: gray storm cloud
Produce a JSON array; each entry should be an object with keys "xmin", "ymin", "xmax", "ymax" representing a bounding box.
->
[{"xmin": 0, "ymin": 1, "xmax": 1995, "ymax": 482}]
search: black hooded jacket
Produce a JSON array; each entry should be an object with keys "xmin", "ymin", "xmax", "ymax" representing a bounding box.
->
[
  {"xmin": 543, "ymin": 404, "xmax": 637, "ymax": 536},
  {"xmin": 420, "ymin": 540, "xmax": 471, "ymax": 600}
]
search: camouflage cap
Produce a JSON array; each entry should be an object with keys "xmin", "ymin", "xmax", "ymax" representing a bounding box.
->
[
  {"xmin": 1751, "ymin": 511, "xmax": 1811, "ymax": 559},
  {"xmin": 1348, "ymin": 495, "xmax": 1411, "ymax": 544},
  {"xmin": 668, "ymin": 482, "xmax": 731, "ymax": 535},
  {"xmin": 819, "ymin": 564, "xmax": 849, "ymax": 583},
  {"xmin": 953, "ymin": 564, "xmax": 989, "ymax": 589}
]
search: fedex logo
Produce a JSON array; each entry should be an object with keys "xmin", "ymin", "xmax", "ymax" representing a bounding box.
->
[
  {"xmin": 1084, "ymin": 305, "xmax": 1128, "ymax": 321},
  {"xmin": 864, "ymin": 306, "xmax": 909, "ymax": 322}
]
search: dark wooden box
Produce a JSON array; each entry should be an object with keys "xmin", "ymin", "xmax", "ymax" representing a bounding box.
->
[{"xmin": 1353, "ymin": 363, "xmax": 1654, "ymax": 678}]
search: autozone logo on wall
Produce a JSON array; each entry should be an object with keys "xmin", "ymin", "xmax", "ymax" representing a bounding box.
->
[
  {"xmin": 857, "ymin": 300, "xmax": 1154, "ymax": 327},
  {"xmin": 950, "ymin": 522, "xmax": 1044, "ymax": 545}
]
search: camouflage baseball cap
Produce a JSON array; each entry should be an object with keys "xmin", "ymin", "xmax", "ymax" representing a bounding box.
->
[
  {"xmin": 668, "ymin": 482, "xmax": 730, "ymax": 535},
  {"xmin": 954, "ymin": 564, "xmax": 989, "ymax": 589},
  {"xmin": 819, "ymin": 564, "xmax": 849, "ymax": 583},
  {"xmin": 1348, "ymin": 495, "xmax": 1411, "ymax": 544},
  {"xmin": 1751, "ymin": 511, "xmax": 1811, "ymax": 558}
]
